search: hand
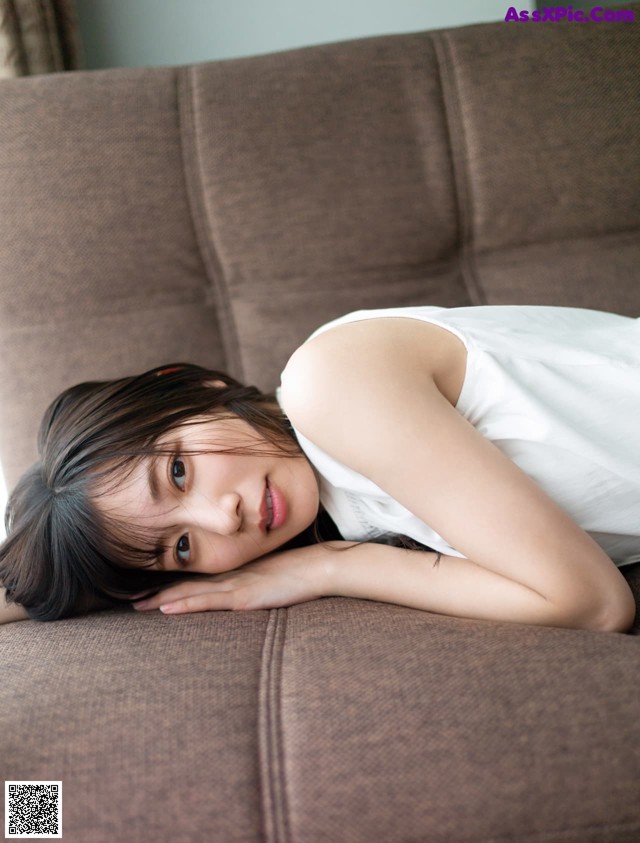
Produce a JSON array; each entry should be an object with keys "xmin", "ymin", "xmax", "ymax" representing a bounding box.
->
[
  {"xmin": 131, "ymin": 542, "xmax": 344, "ymax": 615},
  {"xmin": 0, "ymin": 587, "xmax": 29, "ymax": 624}
]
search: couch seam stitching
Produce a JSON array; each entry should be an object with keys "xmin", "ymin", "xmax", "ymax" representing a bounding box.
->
[
  {"xmin": 258, "ymin": 608, "xmax": 292, "ymax": 843},
  {"xmin": 431, "ymin": 30, "xmax": 486, "ymax": 306},
  {"xmin": 176, "ymin": 65, "xmax": 245, "ymax": 378},
  {"xmin": 474, "ymin": 223, "xmax": 640, "ymax": 258}
]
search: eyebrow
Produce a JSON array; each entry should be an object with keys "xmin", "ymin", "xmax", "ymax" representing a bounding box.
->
[{"xmin": 147, "ymin": 453, "xmax": 162, "ymax": 504}]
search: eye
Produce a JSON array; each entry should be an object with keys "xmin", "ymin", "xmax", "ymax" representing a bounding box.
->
[
  {"xmin": 170, "ymin": 455, "xmax": 186, "ymax": 491},
  {"xmin": 175, "ymin": 534, "xmax": 191, "ymax": 567}
]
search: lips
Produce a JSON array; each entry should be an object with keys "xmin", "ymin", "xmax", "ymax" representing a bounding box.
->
[
  {"xmin": 260, "ymin": 481, "xmax": 270, "ymax": 534},
  {"xmin": 266, "ymin": 485, "xmax": 274, "ymax": 529},
  {"xmin": 260, "ymin": 479, "xmax": 286, "ymax": 533},
  {"xmin": 267, "ymin": 479, "xmax": 287, "ymax": 530}
]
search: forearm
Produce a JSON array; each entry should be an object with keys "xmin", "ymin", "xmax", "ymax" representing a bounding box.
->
[{"xmin": 321, "ymin": 541, "xmax": 589, "ymax": 631}]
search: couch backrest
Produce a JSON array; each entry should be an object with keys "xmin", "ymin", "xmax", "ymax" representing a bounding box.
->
[{"xmin": 0, "ymin": 10, "xmax": 638, "ymax": 489}]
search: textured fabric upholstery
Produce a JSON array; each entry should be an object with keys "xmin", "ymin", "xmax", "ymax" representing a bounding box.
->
[{"xmin": 1, "ymin": 10, "xmax": 639, "ymax": 842}]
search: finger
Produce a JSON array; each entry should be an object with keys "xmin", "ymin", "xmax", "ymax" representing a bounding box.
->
[
  {"xmin": 133, "ymin": 581, "xmax": 231, "ymax": 611},
  {"xmin": 159, "ymin": 590, "xmax": 238, "ymax": 614}
]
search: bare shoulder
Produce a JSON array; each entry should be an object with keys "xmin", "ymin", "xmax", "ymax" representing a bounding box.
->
[
  {"xmin": 279, "ymin": 316, "xmax": 631, "ymax": 626},
  {"xmin": 279, "ymin": 317, "xmax": 441, "ymax": 460},
  {"xmin": 281, "ymin": 316, "xmax": 467, "ymax": 412}
]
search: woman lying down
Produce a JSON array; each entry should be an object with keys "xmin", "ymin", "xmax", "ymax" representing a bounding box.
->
[{"xmin": 1, "ymin": 304, "xmax": 638, "ymax": 632}]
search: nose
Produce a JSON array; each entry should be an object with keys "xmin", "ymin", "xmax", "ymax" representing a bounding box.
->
[{"xmin": 183, "ymin": 492, "xmax": 242, "ymax": 536}]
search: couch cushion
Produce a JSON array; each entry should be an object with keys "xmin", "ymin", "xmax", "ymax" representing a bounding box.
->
[
  {"xmin": 432, "ymin": 18, "xmax": 640, "ymax": 309},
  {"xmin": 2, "ymin": 598, "xmax": 639, "ymax": 842},
  {"xmin": 183, "ymin": 32, "xmax": 467, "ymax": 392},
  {"xmin": 277, "ymin": 598, "xmax": 640, "ymax": 842},
  {"xmin": 1, "ymin": 608, "xmax": 270, "ymax": 842},
  {"xmin": 0, "ymin": 67, "xmax": 226, "ymax": 489}
]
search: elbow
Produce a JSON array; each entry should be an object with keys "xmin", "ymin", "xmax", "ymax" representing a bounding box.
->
[
  {"xmin": 598, "ymin": 601, "xmax": 636, "ymax": 634},
  {"xmin": 556, "ymin": 572, "xmax": 637, "ymax": 634},
  {"xmin": 583, "ymin": 591, "xmax": 637, "ymax": 634}
]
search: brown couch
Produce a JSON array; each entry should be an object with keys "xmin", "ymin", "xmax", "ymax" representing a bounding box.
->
[{"xmin": 1, "ymin": 9, "xmax": 640, "ymax": 842}]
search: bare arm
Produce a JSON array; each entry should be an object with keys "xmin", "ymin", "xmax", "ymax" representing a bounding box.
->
[
  {"xmin": 128, "ymin": 537, "xmax": 630, "ymax": 631},
  {"xmin": 323, "ymin": 542, "xmax": 630, "ymax": 632},
  {"xmin": 280, "ymin": 322, "xmax": 636, "ymax": 633},
  {"xmin": 0, "ymin": 586, "xmax": 29, "ymax": 624}
]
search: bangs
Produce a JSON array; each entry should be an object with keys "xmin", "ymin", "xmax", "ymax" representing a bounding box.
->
[
  {"xmin": 69, "ymin": 496, "xmax": 215, "ymax": 614},
  {"xmin": 2, "ymin": 362, "xmax": 304, "ymax": 621},
  {"xmin": 95, "ymin": 505, "xmax": 164, "ymax": 571}
]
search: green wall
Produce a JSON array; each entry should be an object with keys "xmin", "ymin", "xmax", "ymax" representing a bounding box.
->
[{"xmin": 74, "ymin": 0, "xmax": 534, "ymax": 69}]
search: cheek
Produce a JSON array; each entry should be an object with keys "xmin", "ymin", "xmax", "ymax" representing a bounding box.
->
[
  {"xmin": 198, "ymin": 452, "xmax": 241, "ymax": 481},
  {"xmin": 293, "ymin": 461, "xmax": 321, "ymax": 520},
  {"xmin": 199, "ymin": 534, "xmax": 249, "ymax": 570}
]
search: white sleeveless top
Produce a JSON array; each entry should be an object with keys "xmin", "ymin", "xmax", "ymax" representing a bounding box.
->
[{"xmin": 275, "ymin": 305, "xmax": 640, "ymax": 568}]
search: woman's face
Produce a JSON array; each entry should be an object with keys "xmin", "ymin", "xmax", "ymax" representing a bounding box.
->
[{"xmin": 93, "ymin": 414, "xmax": 321, "ymax": 575}]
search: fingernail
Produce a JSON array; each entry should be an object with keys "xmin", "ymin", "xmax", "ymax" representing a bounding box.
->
[
  {"xmin": 133, "ymin": 601, "xmax": 149, "ymax": 610},
  {"xmin": 160, "ymin": 604, "xmax": 176, "ymax": 613}
]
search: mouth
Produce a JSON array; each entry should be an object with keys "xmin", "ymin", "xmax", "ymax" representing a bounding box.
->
[
  {"xmin": 266, "ymin": 479, "xmax": 287, "ymax": 530},
  {"xmin": 266, "ymin": 484, "xmax": 274, "ymax": 531},
  {"xmin": 260, "ymin": 480, "xmax": 274, "ymax": 533},
  {"xmin": 260, "ymin": 478, "xmax": 286, "ymax": 533}
]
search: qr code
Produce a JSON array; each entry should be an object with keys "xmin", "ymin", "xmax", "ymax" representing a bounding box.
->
[{"xmin": 5, "ymin": 782, "xmax": 62, "ymax": 839}]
